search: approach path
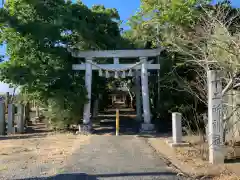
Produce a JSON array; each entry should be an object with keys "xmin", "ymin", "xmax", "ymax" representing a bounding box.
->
[{"xmin": 0, "ymin": 108, "xmax": 187, "ymax": 180}]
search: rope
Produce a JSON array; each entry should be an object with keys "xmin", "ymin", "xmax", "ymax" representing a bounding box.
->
[{"xmin": 86, "ymin": 60, "xmax": 144, "ymax": 72}]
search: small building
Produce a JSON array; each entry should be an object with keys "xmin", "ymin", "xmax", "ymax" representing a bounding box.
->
[{"xmin": 109, "ymin": 90, "xmax": 128, "ymax": 106}]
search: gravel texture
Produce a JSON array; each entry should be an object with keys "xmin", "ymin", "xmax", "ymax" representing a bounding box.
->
[{"xmin": 2, "ymin": 135, "xmax": 188, "ymax": 180}]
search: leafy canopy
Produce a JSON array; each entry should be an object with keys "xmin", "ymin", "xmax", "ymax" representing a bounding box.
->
[{"xmin": 0, "ymin": 0, "xmax": 128, "ymax": 126}]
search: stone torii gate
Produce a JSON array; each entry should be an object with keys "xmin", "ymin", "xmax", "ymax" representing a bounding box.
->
[{"xmin": 70, "ymin": 48, "xmax": 162, "ymax": 132}]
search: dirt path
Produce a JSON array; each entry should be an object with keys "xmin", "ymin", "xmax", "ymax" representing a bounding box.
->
[
  {"xmin": 0, "ymin": 134, "xmax": 186, "ymax": 180},
  {"xmin": 61, "ymin": 135, "xmax": 185, "ymax": 180},
  {"xmin": 0, "ymin": 108, "xmax": 186, "ymax": 180},
  {"xmin": 0, "ymin": 133, "xmax": 90, "ymax": 180}
]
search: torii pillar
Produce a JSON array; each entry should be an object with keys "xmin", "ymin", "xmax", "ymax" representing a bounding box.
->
[
  {"xmin": 80, "ymin": 58, "xmax": 93, "ymax": 133},
  {"xmin": 135, "ymin": 70, "xmax": 142, "ymax": 122},
  {"xmin": 140, "ymin": 57, "xmax": 154, "ymax": 131}
]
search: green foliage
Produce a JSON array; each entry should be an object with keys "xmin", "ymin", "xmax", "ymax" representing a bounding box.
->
[
  {"xmin": 124, "ymin": 0, "xmax": 212, "ymax": 113},
  {"xmin": 124, "ymin": 0, "xmax": 211, "ymax": 48},
  {"xmin": 141, "ymin": 0, "xmax": 210, "ymax": 24},
  {"xmin": 1, "ymin": 0, "xmax": 238, "ymax": 133},
  {"xmin": 0, "ymin": 0, "xmax": 127, "ymax": 128},
  {"xmin": 123, "ymin": 0, "xmax": 240, "ymax": 133}
]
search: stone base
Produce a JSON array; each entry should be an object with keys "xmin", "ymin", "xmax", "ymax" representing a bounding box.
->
[
  {"xmin": 166, "ymin": 140, "xmax": 190, "ymax": 147},
  {"xmin": 12, "ymin": 126, "xmax": 17, "ymax": 134},
  {"xmin": 209, "ymin": 147, "xmax": 225, "ymax": 164},
  {"xmin": 7, "ymin": 126, "xmax": 16, "ymax": 135},
  {"xmin": 140, "ymin": 123, "xmax": 155, "ymax": 133},
  {"xmin": 77, "ymin": 124, "xmax": 92, "ymax": 135}
]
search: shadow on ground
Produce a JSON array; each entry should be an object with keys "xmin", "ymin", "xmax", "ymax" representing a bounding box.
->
[
  {"xmin": 225, "ymin": 158, "xmax": 240, "ymax": 163},
  {"xmin": 92, "ymin": 116, "xmax": 172, "ymax": 138},
  {"xmin": 0, "ymin": 133, "xmax": 49, "ymax": 140},
  {"xmin": 15, "ymin": 172, "xmax": 181, "ymax": 180},
  {"xmin": 92, "ymin": 115, "xmax": 140, "ymax": 135},
  {"xmin": 25, "ymin": 123, "xmax": 52, "ymax": 134},
  {"xmin": 0, "ymin": 122, "xmax": 52, "ymax": 141}
]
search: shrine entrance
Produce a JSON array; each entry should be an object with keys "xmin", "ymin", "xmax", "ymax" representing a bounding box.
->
[
  {"xmin": 69, "ymin": 48, "xmax": 162, "ymax": 132},
  {"xmin": 109, "ymin": 91, "xmax": 127, "ymax": 106}
]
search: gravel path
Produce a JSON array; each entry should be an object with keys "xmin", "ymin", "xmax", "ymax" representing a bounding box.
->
[{"xmin": 7, "ymin": 135, "xmax": 186, "ymax": 180}]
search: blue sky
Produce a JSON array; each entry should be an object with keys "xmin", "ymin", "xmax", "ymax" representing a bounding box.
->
[
  {"xmin": 0, "ymin": 0, "xmax": 239, "ymax": 93},
  {"xmin": 213, "ymin": 0, "xmax": 240, "ymax": 6},
  {"xmin": 0, "ymin": 0, "xmax": 140, "ymax": 93},
  {"xmin": 82, "ymin": 0, "xmax": 140, "ymax": 28}
]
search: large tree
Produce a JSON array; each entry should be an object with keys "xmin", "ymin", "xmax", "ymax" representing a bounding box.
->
[
  {"xmin": 123, "ymin": 0, "xmax": 240, "ymax": 134},
  {"xmin": 0, "ymin": 0, "xmax": 129, "ymax": 128}
]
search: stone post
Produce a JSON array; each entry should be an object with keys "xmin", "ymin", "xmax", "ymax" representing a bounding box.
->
[
  {"xmin": 140, "ymin": 57, "xmax": 154, "ymax": 131},
  {"xmin": 36, "ymin": 105, "xmax": 40, "ymax": 118},
  {"xmin": 81, "ymin": 58, "xmax": 93, "ymax": 132},
  {"xmin": 167, "ymin": 112, "xmax": 189, "ymax": 147},
  {"xmin": 7, "ymin": 104, "xmax": 15, "ymax": 134},
  {"xmin": 17, "ymin": 104, "xmax": 24, "ymax": 133},
  {"xmin": 172, "ymin": 112, "xmax": 182, "ymax": 144},
  {"xmin": 0, "ymin": 102, "xmax": 5, "ymax": 135},
  {"xmin": 135, "ymin": 70, "xmax": 142, "ymax": 121},
  {"xmin": 207, "ymin": 70, "xmax": 224, "ymax": 164},
  {"xmin": 5, "ymin": 92, "xmax": 9, "ymax": 112},
  {"xmin": 24, "ymin": 102, "xmax": 30, "ymax": 126}
]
